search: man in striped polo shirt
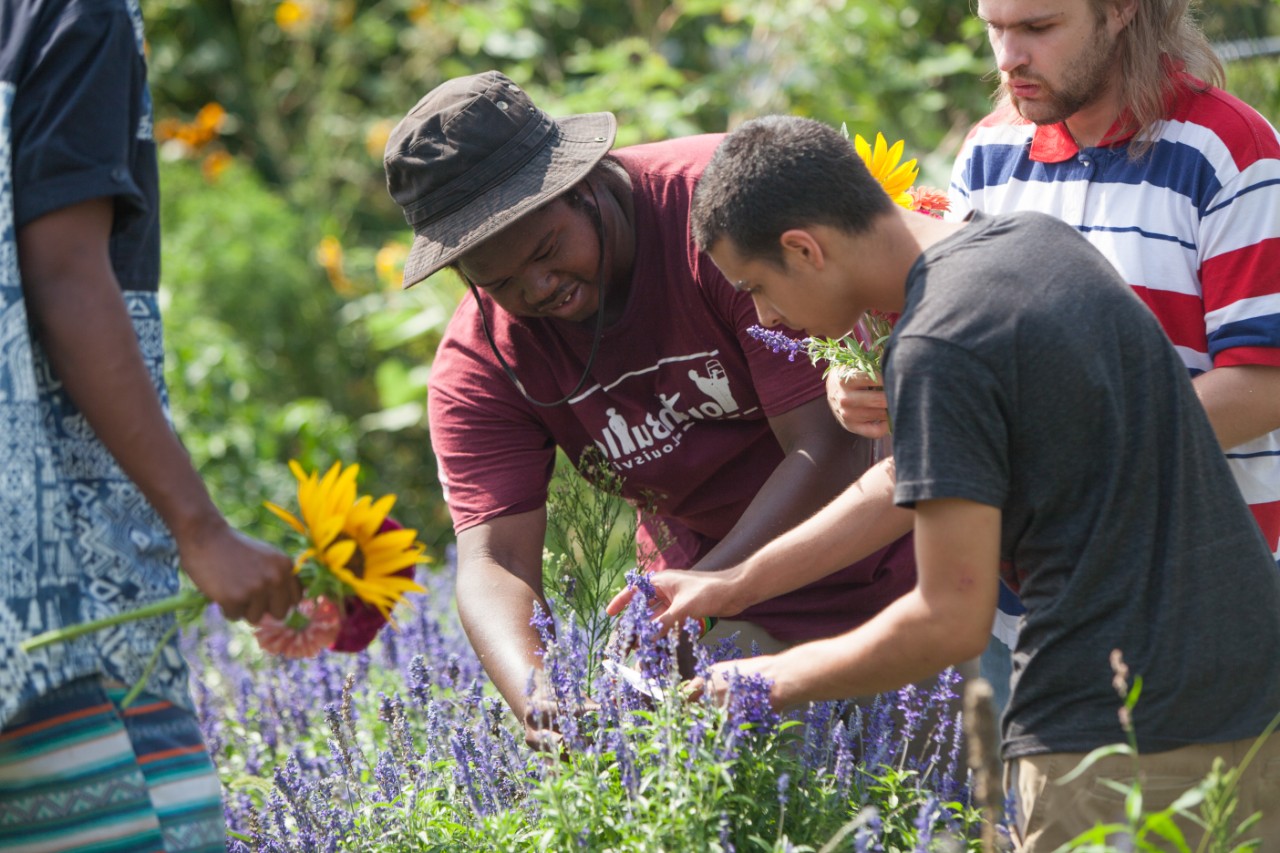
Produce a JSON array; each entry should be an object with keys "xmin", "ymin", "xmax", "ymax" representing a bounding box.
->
[
  {"xmin": 954, "ymin": 0, "xmax": 1280, "ymax": 712},
  {"xmin": 830, "ymin": 0, "xmax": 1280, "ymax": 714}
]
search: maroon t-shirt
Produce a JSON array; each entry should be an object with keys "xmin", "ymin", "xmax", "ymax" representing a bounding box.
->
[{"xmin": 427, "ymin": 134, "xmax": 914, "ymax": 642}]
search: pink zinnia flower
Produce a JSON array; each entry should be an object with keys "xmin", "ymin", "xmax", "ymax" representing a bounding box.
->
[
  {"xmin": 909, "ymin": 186, "xmax": 951, "ymax": 218},
  {"xmin": 254, "ymin": 596, "xmax": 341, "ymax": 658}
]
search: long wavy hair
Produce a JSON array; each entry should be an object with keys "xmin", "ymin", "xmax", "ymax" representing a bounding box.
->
[{"xmin": 1103, "ymin": 0, "xmax": 1224, "ymax": 155}]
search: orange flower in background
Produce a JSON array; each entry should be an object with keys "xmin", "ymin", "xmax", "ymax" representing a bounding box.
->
[
  {"xmin": 375, "ymin": 241, "xmax": 409, "ymax": 289},
  {"xmin": 365, "ymin": 119, "xmax": 397, "ymax": 161},
  {"xmin": 275, "ymin": 0, "xmax": 312, "ymax": 32},
  {"xmin": 316, "ymin": 236, "xmax": 356, "ymax": 295},
  {"xmin": 201, "ymin": 150, "xmax": 233, "ymax": 183},
  {"xmin": 156, "ymin": 102, "xmax": 226, "ymax": 154}
]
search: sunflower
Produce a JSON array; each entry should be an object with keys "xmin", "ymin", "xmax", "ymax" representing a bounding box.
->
[
  {"xmin": 854, "ymin": 132, "xmax": 919, "ymax": 210},
  {"xmin": 265, "ymin": 460, "xmax": 426, "ymax": 618}
]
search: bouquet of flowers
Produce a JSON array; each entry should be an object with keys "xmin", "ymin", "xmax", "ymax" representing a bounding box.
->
[
  {"xmin": 256, "ymin": 460, "xmax": 426, "ymax": 654},
  {"xmin": 21, "ymin": 460, "xmax": 426, "ymax": 702},
  {"xmin": 749, "ymin": 128, "xmax": 948, "ymax": 392}
]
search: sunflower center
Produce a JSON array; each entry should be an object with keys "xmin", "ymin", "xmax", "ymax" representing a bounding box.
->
[{"xmin": 341, "ymin": 537, "xmax": 367, "ymax": 579}]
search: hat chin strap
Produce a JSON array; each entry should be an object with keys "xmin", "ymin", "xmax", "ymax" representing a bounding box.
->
[{"xmin": 469, "ymin": 180, "xmax": 610, "ymax": 409}]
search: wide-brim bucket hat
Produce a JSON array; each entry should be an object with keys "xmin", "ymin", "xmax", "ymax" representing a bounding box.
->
[{"xmin": 384, "ymin": 70, "xmax": 617, "ymax": 289}]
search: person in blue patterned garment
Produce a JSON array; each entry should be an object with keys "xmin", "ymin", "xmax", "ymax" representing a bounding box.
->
[{"xmin": 0, "ymin": 0, "xmax": 300, "ymax": 849}]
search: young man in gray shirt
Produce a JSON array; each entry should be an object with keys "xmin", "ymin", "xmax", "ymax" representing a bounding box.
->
[{"xmin": 630, "ymin": 115, "xmax": 1280, "ymax": 849}]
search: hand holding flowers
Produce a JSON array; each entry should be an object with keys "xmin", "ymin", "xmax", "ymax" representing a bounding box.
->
[{"xmin": 21, "ymin": 460, "xmax": 427, "ymax": 704}]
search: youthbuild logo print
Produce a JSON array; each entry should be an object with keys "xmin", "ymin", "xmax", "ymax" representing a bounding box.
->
[{"xmin": 592, "ymin": 359, "xmax": 744, "ymax": 470}]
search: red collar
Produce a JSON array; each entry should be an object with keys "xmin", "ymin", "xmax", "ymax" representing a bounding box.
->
[
  {"xmin": 1027, "ymin": 63, "xmax": 1196, "ymax": 163},
  {"xmin": 1028, "ymin": 116, "xmax": 1135, "ymax": 163}
]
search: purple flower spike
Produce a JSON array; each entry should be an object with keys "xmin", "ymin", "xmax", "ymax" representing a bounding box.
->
[{"xmin": 746, "ymin": 324, "xmax": 812, "ymax": 361}]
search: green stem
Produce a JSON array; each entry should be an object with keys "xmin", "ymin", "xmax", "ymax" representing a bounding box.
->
[
  {"xmin": 121, "ymin": 620, "xmax": 181, "ymax": 709},
  {"xmin": 20, "ymin": 589, "xmax": 208, "ymax": 653}
]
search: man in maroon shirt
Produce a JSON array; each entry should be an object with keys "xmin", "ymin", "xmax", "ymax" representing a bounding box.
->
[{"xmin": 384, "ymin": 71, "xmax": 918, "ymax": 749}]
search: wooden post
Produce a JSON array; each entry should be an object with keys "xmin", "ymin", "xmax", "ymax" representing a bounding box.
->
[{"xmin": 964, "ymin": 678, "xmax": 1005, "ymax": 852}]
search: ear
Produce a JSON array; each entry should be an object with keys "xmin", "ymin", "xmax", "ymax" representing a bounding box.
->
[
  {"xmin": 1111, "ymin": 0, "xmax": 1137, "ymax": 31},
  {"xmin": 779, "ymin": 228, "xmax": 826, "ymax": 271}
]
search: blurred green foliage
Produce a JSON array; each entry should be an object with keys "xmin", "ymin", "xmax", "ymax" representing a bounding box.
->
[{"xmin": 145, "ymin": 0, "xmax": 1280, "ymax": 556}]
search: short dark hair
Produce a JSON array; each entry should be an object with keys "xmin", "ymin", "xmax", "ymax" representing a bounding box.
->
[{"xmin": 691, "ymin": 116, "xmax": 895, "ymax": 264}]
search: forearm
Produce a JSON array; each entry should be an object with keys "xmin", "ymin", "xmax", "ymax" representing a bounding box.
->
[
  {"xmin": 762, "ymin": 499, "xmax": 996, "ymax": 707},
  {"xmin": 1193, "ymin": 364, "xmax": 1280, "ymax": 450},
  {"xmin": 721, "ymin": 457, "xmax": 913, "ymax": 613},
  {"xmin": 456, "ymin": 566, "xmax": 548, "ymax": 717},
  {"xmin": 763, "ymin": 586, "xmax": 984, "ymax": 707}
]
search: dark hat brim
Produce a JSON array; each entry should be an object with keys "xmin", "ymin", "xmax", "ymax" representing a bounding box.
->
[{"xmin": 401, "ymin": 111, "xmax": 617, "ymax": 289}]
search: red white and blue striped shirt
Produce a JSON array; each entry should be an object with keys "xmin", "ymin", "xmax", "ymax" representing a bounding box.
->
[{"xmin": 950, "ymin": 78, "xmax": 1280, "ymax": 564}]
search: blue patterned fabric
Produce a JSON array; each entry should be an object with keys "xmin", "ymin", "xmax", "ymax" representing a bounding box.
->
[{"xmin": 0, "ymin": 0, "xmax": 191, "ymax": 729}]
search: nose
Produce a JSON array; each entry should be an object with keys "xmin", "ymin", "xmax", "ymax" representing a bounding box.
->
[
  {"xmin": 991, "ymin": 30, "xmax": 1027, "ymax": 75},
  {"xmin": 521, "ymin": 266, "xmax": 561, "ymax": 308},
  {"xmin": 753, "ymin": 297, "xmax": 783, "ymax": 328}
]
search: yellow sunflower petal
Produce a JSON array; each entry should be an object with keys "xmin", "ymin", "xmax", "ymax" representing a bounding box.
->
[
  {"xmin": 313, "ymin": 516, "xmax": 346, "ymax": 551},
  {"xmin": 365, "ymin": 528, "xmax": 421, "ymax": 552},
  {"xmin": 884, "ymin": 138, "xmax": 905, "ymax": 174},
  {"xmin": 364, "ymin": 553, "xmax": 424, "ymax": 577},
  {"xmin": 854, "ymin": 133, "xmax": 872, "ymax": 167},
  {"xmin": 263, "ymin": 501, "xmax": 307, "ymax": 536},
  {"xmin": 325, "ymin": 463, "xmax": 359, "ymax": 519},
  {"xmin": 881, "ymin": 160, "xmax": 919, "ymax": 199},
  {"xmin": 871, "ymin": 132, "xmax": 890, "ymax": 178},
  {"xmin": 347, "ymin": 493, "xmax": 396, "ymax": 539},
  {"xmin": 322, "ymin": 538, "xmax": 358, "ymax": 569}
]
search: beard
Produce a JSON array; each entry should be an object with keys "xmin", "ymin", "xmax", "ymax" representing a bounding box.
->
[{"xmin": 1005, "ymin": 27, "xmax": 1120, "ymax": 126}]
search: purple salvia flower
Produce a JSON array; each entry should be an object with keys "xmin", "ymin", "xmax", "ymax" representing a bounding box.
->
[
  {"xmin": 725, "ymin": 671, "xmax": 779, "ymax": 732},
  {"xmin": 746, "ymin": 324, "xmax": 812, "ymax": 361},
  {"xmin": 407, "ymin": 654, "xmax": 432, "ymax": 707},
  {"xmin": 449, "ymin": 732, "xmax": 495, "ymax": 817},
  {"xmin": 374, "ymin": 750, "xmax": 402, "ymax": 801},
  {"xmin": 718, "ymin": 813, "xmax": 736, "ymax": 853},
  {"xmin": 777, "ymin": 772, "xmax": 791, "ymax": 807},
  {"xmin": 914, "ymin": 794, "xmax": 939, "ymax": 848},
  {"xmin": 854, "ymin": 807, "xmax": 884, "ymax": 853}
]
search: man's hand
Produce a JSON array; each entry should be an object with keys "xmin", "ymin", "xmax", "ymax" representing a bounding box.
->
[
  {"xmin": 605, "ymin": 568, "xmax": 746, "ymax": 636},
  {"xmin": 176, "ymin": 517, "xmax": 300, "ymax": 623},
  {"xmin": 522, "ymin": 671, "xmax": 600, "ymax": 753},
  {"xmin": 826, "ymin": 370, "xmax": 890, "ymax": 438},
  {"xmin": 683, "ymin": 654, "xmax": 789, "ymax": 712}
]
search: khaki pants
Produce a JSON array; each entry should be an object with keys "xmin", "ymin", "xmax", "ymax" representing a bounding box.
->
[{"xmin": 1006, "ymin": 735, "xmax": 1280, "ymax": 851}]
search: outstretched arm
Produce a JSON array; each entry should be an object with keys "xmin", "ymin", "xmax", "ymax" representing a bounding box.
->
[
  {"xmin": 608, "ymin": 452, "xmax": 913, "ymax": 630},
  {"xmin": 695, "ymin": 497, "xmax": 998, "ymax": 710},
  {"xmin": 18, "ymin": 198, "xmax": 299, "ymax": 622}
]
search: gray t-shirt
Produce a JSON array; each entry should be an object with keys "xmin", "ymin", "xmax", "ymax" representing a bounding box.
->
[{"xmin": 887, "ymin": 211, "xmax": 1280, "ymax": 760}]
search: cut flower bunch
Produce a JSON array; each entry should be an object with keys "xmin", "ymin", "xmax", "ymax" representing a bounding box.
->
[
  {"xmin": 750, "ymin": 127, "xmax": 949, "ymax": 395},
  {"xmin": 259, "ymin": 460, "xmax": 427, "ymax": 654},
  {"xmin": 22, "ymin": 460, "xmax": 427, "ymax": 702}
]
